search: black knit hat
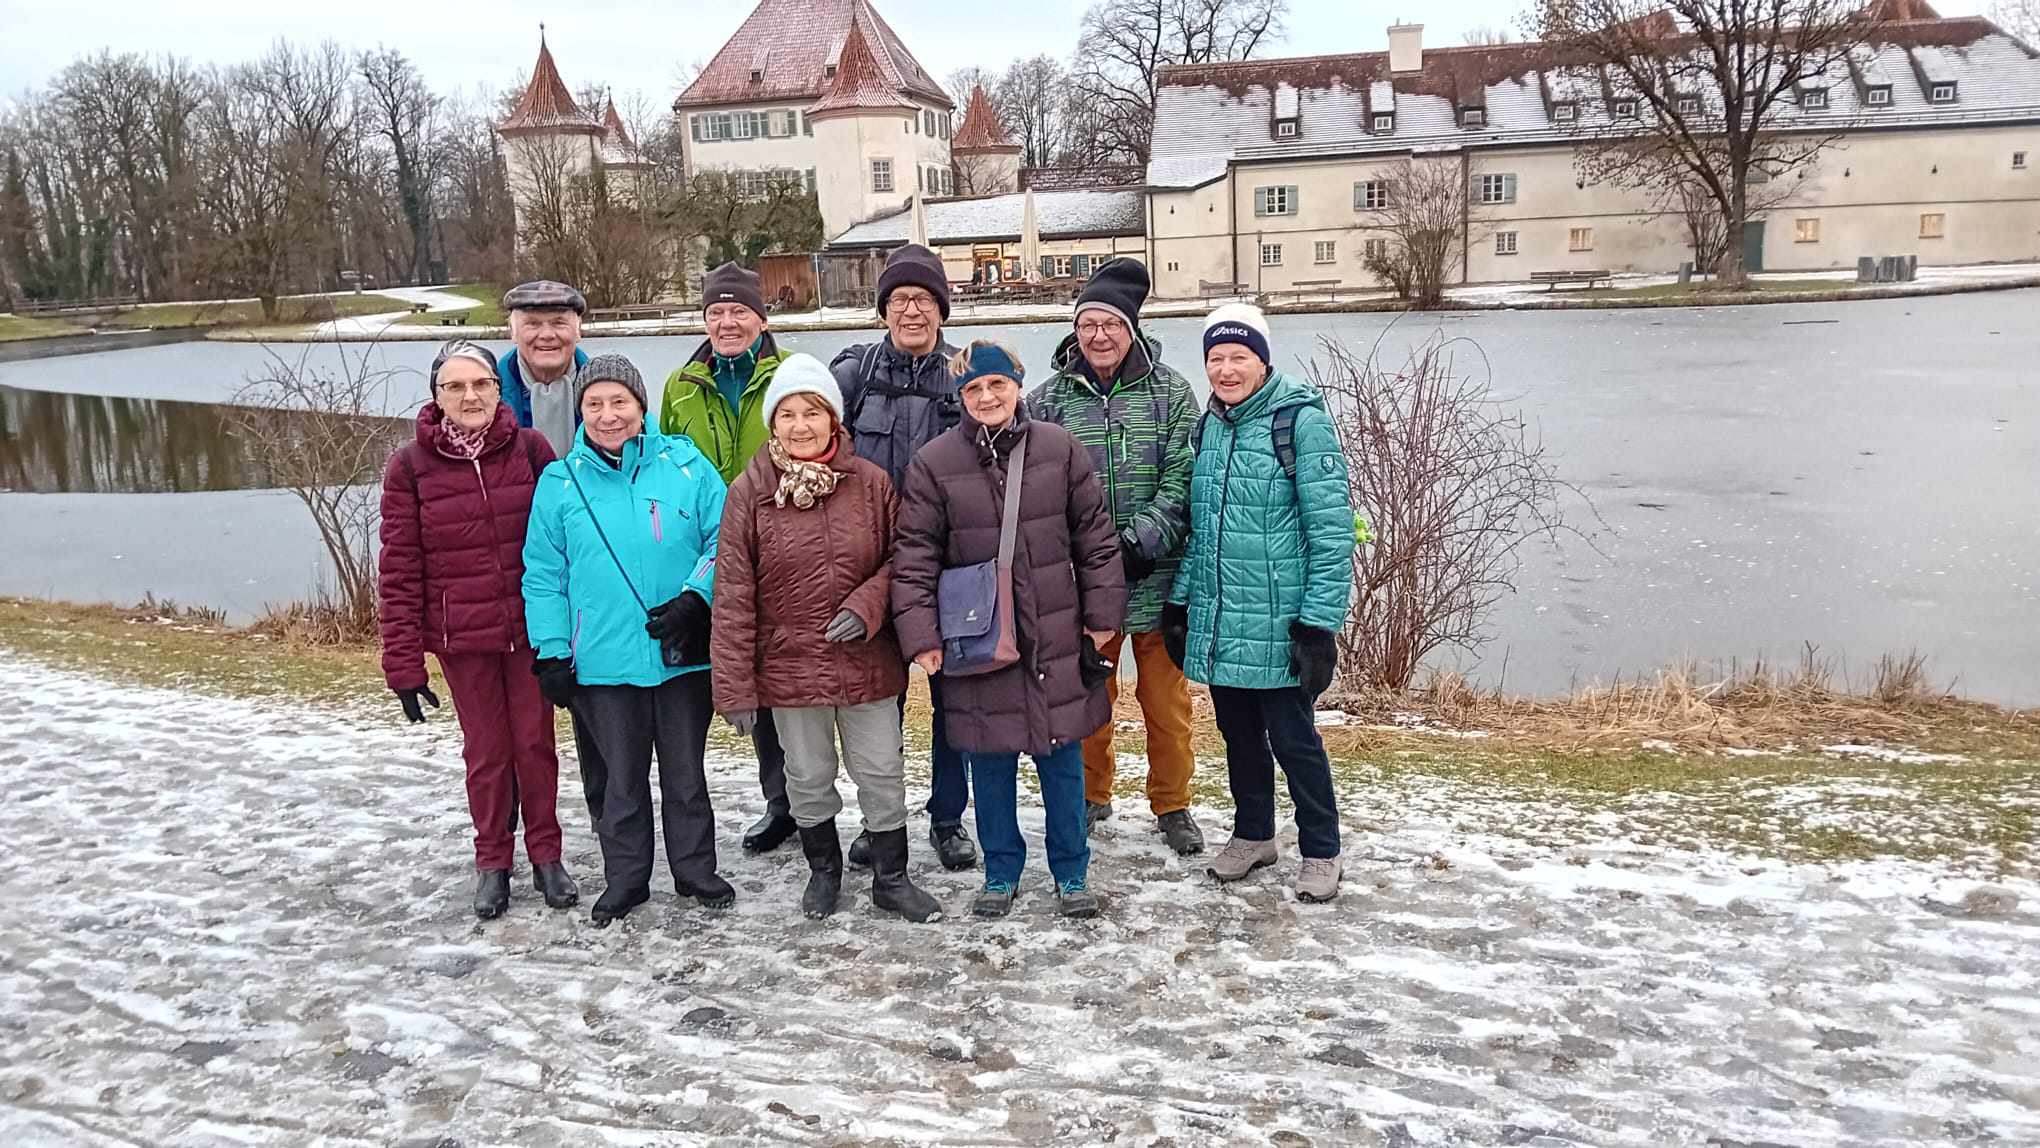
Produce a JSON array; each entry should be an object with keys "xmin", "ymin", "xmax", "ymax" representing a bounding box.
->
[
  {"xmin": 876, "ymin": 243, "xmax": 950, "ymax": 320},
  {"xmin": 701, "ymin": 261, "xmax": 766, "ymax": 320},
  {"xmin": 1074, "ymin": 257, "xmax": 1149, "ymax": 331}
]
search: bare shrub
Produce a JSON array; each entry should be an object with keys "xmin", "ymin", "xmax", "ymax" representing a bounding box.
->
[
  {"xmin": 1355, "ymin": 159, "xmax": 1479, "ymax": 309},
  {"xmin": 228, "ymin": 341, "xmax": 408, "ymax": 633},
  {"xmin": 1307, "ymin": 331, "xmax": 1599, "ymax": 691}
]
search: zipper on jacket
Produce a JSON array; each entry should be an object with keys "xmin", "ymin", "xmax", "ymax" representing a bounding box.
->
[
  {"xmin": 572, "ymin": 609, "xmax": 582, "ymax": 660},
  {"xmin": 472, "ymin": 457, "xmax": 516, "ymax": 653},
  {"xmin": 442, "ymin": 590, "xmax": 451, "ymax": 650},
  {"xmin": 1207, "ymin": 417, "xmax": 1239, "ymax": 676},
  {"xmin": 650, "ymin": 499, "xmax": 663, "ymax": 542}
]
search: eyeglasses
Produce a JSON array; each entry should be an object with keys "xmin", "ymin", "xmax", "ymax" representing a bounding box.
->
[
  {"xmin": 436, "ymin": 380, "xmax": 500, "ymax": 398},
  {"xmin": 887, "ymin": 293, "xmax": 938, "ymax": 315},
  {"xmin": 1076, "ymin": 319, "xmax": 1127, "ymax": 338}
]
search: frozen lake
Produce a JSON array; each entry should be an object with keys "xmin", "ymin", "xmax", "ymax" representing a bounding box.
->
[{"xmin": 1, "ymin": 289, "xmax": 2035, "ymax": 702}]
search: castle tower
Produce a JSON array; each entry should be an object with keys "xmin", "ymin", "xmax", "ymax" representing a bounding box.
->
[
  {"xmin": 951, "ymin": 84, "xmax": 1021, "ymax": 195},
  {"xmin": 497, "ymin": 31, "xmax": 604, "ymax": 251},
  {"xmin": 806, "ymin": 19, "xmax": 922, "ymax": 240}
]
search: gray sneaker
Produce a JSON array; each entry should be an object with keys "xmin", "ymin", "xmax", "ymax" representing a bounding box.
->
[
  {"xmin": 1085, "ymin": 800, "xmax": 1113, "ymax": 838},
  {"xmin": 1294, "ymin": 854, "xmax": 1343, "ymax": 903},
  {"xmin": 1207, "ymin": 836, "xmax": 1277, "ymax": 882},
  {"xmin": 1156, "ymin": 809, "xmax": 1205, "ymax": 856}
]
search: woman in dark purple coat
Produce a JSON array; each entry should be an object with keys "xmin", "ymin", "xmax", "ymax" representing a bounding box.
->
[
  {"xmin": 379, "ymin": 340, "xmax": 580, "ymax": 921},
  {"xmin": 891, "ymin": 340, "xmax": 1125, "ymax": 920}
]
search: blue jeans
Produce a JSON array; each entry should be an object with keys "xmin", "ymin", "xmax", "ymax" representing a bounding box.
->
[
  {"xmin": 967, "ymin": 741, "xmax": 1089, "ymax": 888},
  {"xmin": 922, "ymin": 674, "xmax": 969, "ymax": 827}
]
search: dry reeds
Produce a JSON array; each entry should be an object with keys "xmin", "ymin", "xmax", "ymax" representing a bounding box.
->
[{"xmin": 247, "ymin": 589, "xmax": 379, "ymax": 647}]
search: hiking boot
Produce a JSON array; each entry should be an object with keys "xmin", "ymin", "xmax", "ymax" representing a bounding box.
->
[
  {"xmin": 1295, "ymin": 854, "xmax": 1343, "ymax": 903},
  {"xmin": 972, "ymin": 880, "xmax": 1017, "ymax": 918},
  {"xmin": 846, "ymin": 830, "xmax": 874, "ymax": 869},
  {"xmin": 1085, "ymin": 800, "xmax": 1113, "ymax": 837},
  {"xmin": 473, "ymin": 869, "xmax": 511, "ymax": 920},
  {"xmin": 676, "ymin": 872, "xmax": 736, "ymax": 910},
  {"xmin": 869, "ymin": 828, "xmax": 943, "ymax": 923},
  {"xmin": 928, "ymin": 822, "xmax": 978, "ymax": 871},
  {"xmin": 589, "ymin": 884, "xmax": 648, "ymax": 927},
  {"xmin": 742, "ymin": 809, "xmax": 797, "ymax": 853},
  {"xmin": 798, "ymin": 820, "xmax": 843, "ymax": 919},
  {"xmin": 1056, "ymin": 878, "xmax": 1100, "ymax": 919},
  {"xmin": 1207, "ymin": 836, "xmax": 1277, "ymax": 883},
  {"xmin": 1156, "ymin": 810, "xmax": 1205, "ymax": 856},
  {"xmin": 532, "ymin": 861, "xmax": 580, "ymax": 909}
]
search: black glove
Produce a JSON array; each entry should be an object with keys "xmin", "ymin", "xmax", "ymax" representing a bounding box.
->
[
  {"xmin": 1288, "ymin": 621, "xmax": 1339, "ymax": 699},
  {"xmin": 1120, "ymin": 536, "xmax": 1157, "ymax": 585},
  {"xmin": 646, "ymin": 589, "xmax": 711, "ymax": 666},
  {"xmin": 824, "ymin": 608, "xmax": 868, "ymax": 643},
  {"xmin": 1078, "ymin": 635, "xmax": 1114, "ymax": 688},
  {"xmin": 532, "ymin": 656, "xmax": 579, "ymax": 708},
  {"xmin": 1160, "ymin": 602, "xmax": 1189, "ymax": 671},
  {"xmin": 393, "ymin": 685, "xmax": 440, "ymax": 724}
]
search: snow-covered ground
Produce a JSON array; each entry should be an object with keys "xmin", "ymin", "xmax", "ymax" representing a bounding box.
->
[
  {"xmin": 1, "ymin": 658, "xmax": 2035, "ymax": 1146},
  {"xmin": 309, "ymin": 286, "xmax": 480, "ymax": 339}
]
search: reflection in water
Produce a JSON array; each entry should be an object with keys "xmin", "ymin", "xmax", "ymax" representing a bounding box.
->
[{"xmin": 0, "ymin": 385, "xmax": 411, "ymax": 494}]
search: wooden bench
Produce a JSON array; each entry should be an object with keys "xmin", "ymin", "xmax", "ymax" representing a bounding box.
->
[
  {"xmin": 409, "ymin": 302, "xmax": 431, "ymax": 314},
  {"xmin": 1529, "ymin": 269, "xmax": 1612, "ymax": 290},
  {"xmin": 588, "ymin": 304, "xmax": 680, "ymax": 323},
  {"xmin": 1266, "ymin": 278, "xmax": 1343, "ymax": 304},
  {"xmin": 438, "ymin": 313, "xmax": 469, "ymax": 326},
  {"xmin": 1198, "ymin": 279, "xmax": 1249, "ymax": 301}
]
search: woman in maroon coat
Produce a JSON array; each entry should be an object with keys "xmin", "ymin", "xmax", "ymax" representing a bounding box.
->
[{"xmin": 379, "ymin": 340, "xmax": 580, "ymax": 921}]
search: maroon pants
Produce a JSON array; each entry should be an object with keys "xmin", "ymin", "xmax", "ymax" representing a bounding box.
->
[{"xmin": 436, "ymin": 647, "xmax": 563, "ymax": 870}]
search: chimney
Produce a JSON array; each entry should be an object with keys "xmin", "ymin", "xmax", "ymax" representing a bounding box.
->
[{"xmin": 1389, "ymin": 23, "xmax": 1424, "ymax": 74}]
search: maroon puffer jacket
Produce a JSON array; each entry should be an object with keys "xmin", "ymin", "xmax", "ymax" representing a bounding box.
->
[
  {"xmin": 710, "ymin": 430, "xmax": 908, "ymax": 713},
  {"xmin": 377, "ymin": 402, "xmax": 555, "ymax": 689}
]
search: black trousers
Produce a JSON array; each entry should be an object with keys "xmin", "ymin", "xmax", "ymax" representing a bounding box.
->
[
  {"xmin": 574, "ymin": 673, "xmax": 719, "ymax": 893},
  {"xmin": 578, "ymin": 697, "xmax": 785, "ymax": 822},
  {"xmin": 1208, "ymin": 684, "xmax": 1342, "ymax": 859}
]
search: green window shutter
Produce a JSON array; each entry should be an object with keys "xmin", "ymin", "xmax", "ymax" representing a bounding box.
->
[
  {"xmin": 1040, "ymin": 256, "xmax": 1055, "ymax": 279},
  {"xmin": 690, "ymin": 116, "xmax": 701, "ymax": 142},
  {"xmin": 1287, "ymin": 185, "xmax": 1300, "ymax": 214},
  {"xmin": 1504, "ymin": 174, "xmax": 1518, "ymax": 202},
  {"xmin": 1253, "ymin": 187, "xmax": 1268, "ymax": 216},
  {"xmin": 1073, "ymin": 254, "xmax": 1091, "ymax": 278}
]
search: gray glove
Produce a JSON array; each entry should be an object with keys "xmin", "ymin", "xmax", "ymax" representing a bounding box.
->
[
  {"xmin": 824, "ymin": 608, "xmax": 867, "ymax": 644},
  {"xmin": 724, "ymin": 709, "xmax": 758, "ymax": 737}
]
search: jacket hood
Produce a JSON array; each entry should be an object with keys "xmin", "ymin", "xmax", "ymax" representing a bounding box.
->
[
  {"xmin": 1049, "ymin": 331, "xmax": 1160, "ymax": 389},
  {"xmin": 684, "ymin": 330, "xmax": 781, "ymax": 372},
  {"xmin": 1215, "ymin": 370, "xmax": 1322, "ymax": 423},
  {"xmin": 876, "ymin": 334, "xmax": 958, "ymax": 367},
  {"xmin": 962, "ymin": 399, "xmax": 1032, "ymax": 464},
  {"xmin": 566, "ymin": 425, "xmax": 713, "ymax": 475},
  {"xmin": 415, "ymin": 399, "xmax": 519, "ymax": 457}
]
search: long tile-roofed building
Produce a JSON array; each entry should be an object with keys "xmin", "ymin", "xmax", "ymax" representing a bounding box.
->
[{"xmin": 674, "ymin": 0, "xmax": 950, "ymax": 112}]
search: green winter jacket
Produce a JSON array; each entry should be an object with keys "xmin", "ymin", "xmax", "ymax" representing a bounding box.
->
[
  {"xmin": 1030, "ymin": 333, "xmax": 1197, "ymax": 633},
  {"xmin": 1169, "ymin": 371, "xmax": 1355, "ymax": 690},
  {"xmin": 658, "ymin": 332, "xmax": 783, "ymax": 485}
]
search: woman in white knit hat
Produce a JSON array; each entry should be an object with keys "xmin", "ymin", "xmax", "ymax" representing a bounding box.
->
[{"xmin": 708, "ymin": 353, "xmax": 943, "ymax": 922}]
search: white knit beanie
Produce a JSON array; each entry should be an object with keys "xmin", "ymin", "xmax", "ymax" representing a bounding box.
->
[
  {"xmin": 1202, "ymin": 302, "xmax": 1272, "ymax": 366},
  {"xmin": 761, "ymin": 352, "xmax": 845, "ymax": 426}
]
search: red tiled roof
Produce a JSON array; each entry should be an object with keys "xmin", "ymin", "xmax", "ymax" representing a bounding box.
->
[
  {"xmin": 953, "ymin": 84, "xmax": 1019, "ymax": 150},
  {"xmin": 806, "ymin": 18, "xmax": 915, "ymax": 116},
  {"xmin": 500, "ymin": 36, "xmax": 600, "ymax": 134},
  {"xmin": 599, "ymin": 96, "xmax": 636, "ymax": 150},
  {"xmin": 674, "ymin": 0, "xmax": 950, "ymax": 111}
]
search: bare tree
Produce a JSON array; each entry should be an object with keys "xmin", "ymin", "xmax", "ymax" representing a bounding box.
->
[
  {"xmin": 946, "ymin": 66, "xmax": 1000, "ymax": 107},
  {"xmin": 1536, "ymin": 0, "xmax": 1887, "ymax": 286},
  {"xmin": 1071, "ymin": 0, "xmax": 1288, "ymax": 164},
  {"xmin": 1308, "ymin": 334, "xmax": 1596, "ymax": 691},
  {"xmin": 1358, "ymin": 159, "xmax": 1482, "ymax": 309},
  {"xmin": 1995, "ymin": 0, "xmax": 2039, "ymax": 43},
  {"xmin": 998, "ymin": 55, "xmax": 1069, "ymax": 168},
  {"xmin": 1462, "ymin": 24, "xmax": 1518, "ymax": 44},
  {"xmin": 357, "ymin": 47, "xmax": 441, "ymax": 285}
]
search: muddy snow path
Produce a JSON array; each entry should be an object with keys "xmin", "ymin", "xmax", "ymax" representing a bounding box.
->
[{"xmin": 0, "ymin": 660, "xmax": 2035, "ymax": 1147}]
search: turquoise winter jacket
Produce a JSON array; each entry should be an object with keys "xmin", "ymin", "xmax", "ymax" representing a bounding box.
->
[
  {"xmin": 1169, "ymin": 371, "xmax": 1355, "ymax": 690},
  {"xmin": 522, "ymin": 427, "xmax": 726, "ymax": 687}
]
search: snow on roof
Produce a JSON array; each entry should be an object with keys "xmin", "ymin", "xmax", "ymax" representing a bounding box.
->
[
  {"xmin": 1146, "ymin": 18, "xmax": 2040, "ymax": 187},
  {"xmin": 1274, "ymin": 83, "xmax": 1300, "ymax": 118},
  {"xmin": 828, "ymin": 190, "xmax": 1145, "ymax": 247}
]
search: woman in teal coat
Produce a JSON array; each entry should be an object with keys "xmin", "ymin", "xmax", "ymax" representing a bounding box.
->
[
  {"xmin": 523, "ymin": 354, "xmax": 736, "ymax": 925},
  {"xmin": 1162, "ymin": 304, "xmax": 1355, "ymax": 903}
]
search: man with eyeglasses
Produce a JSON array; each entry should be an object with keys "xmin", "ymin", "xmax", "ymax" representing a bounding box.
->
[
  {"xmin": 829, "ymin": 242, "xmax": 977, "ymax": 873},
  {"xmin": 495, "ymin": 280, "xmax": 592, "ymax": 458},
  {"xmin": 1029, "ymin": 257, "xmax": 1205, "ymax": 857}
]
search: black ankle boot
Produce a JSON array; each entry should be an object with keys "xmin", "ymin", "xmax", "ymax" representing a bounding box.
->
[
  {"xmin": 473, "ymin": 869, "xmax": 510, "ymax": 920},
  {"xmin": 589, "ymin": 884, "xmax": 647, "ymax": 927},
  {"xmin": 533, "ymin": 861, "xmax": 579, "ymax": 908},
  {"xmin": 743, "ymin": 808, "xmax": 798, "ymax": 853},
  {"xmin": 870, "ymin": 828, "xmax": 943, "ymax": 923},
  {"xmin": 846, "ymin": 830, "xmax": 873, "ymax": 869},
  {"xmin": 798, "ymin": 820, "xmax": 843, "ymax": 919}
]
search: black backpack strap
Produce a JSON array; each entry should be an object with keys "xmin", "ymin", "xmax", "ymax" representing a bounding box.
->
[{"xmin": 1271, "ymin": 404, "xmax": 1300, "ymax": 481}]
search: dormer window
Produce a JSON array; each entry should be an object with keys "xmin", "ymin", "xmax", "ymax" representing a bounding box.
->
[
  {"xmin": 1930, "ymin": 83, "xmax": 1956, "ymax": 103},
  {"xmin": 1675, "ymin": 95, "xmax": 1699, "ymax": 114},
  {"xmin": 749, "ymin": 68, "xmax": 763, "ymax": 83},
  {"xmin": 1461, "ymin": 108, "xmax": 1486, "ymax": 128},
  {"xmin": 1275, "ymin": 118, "xmax": 1298, "ymax": 139},
  {"xmin": 1866, "ymin": 85, "xmax": 1891, "ymax": 106},
  {"xmin": 1553, "ymin": 102, "xmax": 1577, "ymax": 123},
  {"xmin": 1372, "ymin": 112, "xmax": 1394, "ymax": 133},
  {"xmin": 824, "ymin": 64, "xmax": 837, "ymax": 78},
  {"xmin": 1612, "ymin": 98, "xmax": 1638, "ymax": 118},
  {"xmin": 1801, "ymin": 88, "xmax": 1828, "ymax": 110}
]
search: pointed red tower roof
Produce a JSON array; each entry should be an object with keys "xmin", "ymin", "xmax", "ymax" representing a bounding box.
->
[
  {"xmin": 806, "ymin": 18, "xmax": 914, "ymax": 118},
  {"xmin": 678, "ymin": 0, "xmax": 949, "ymax": 111},
  {"xmin": 953, "ymin": 84, "xmax": 1020, "ymax": 153},
  {"xmin": 500, "ymin": 31, "xmax": 600, "ymax": 135},
  {"xmin": 599, "ymin": 95, "xmax": 636, "ymax": 150}
]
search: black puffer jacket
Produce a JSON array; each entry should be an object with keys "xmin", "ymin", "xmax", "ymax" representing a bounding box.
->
[{"xmin": 830, "ymin": 336, "xmax": 961, "ymax": 491}]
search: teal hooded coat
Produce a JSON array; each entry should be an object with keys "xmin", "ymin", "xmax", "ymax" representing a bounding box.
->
[
  {"xmin": 1169, "ymin": 371, "xmax": 1355, "ymax": 690},
  {"xmin": 522, "ymin": 427, "xmax": 726, "ymax": 687}
]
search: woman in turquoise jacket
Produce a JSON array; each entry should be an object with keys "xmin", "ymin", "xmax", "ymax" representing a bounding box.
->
[
  {"xmin": 522, "ymin": 354, "xmax": 735, "ymax": 925},
  {"xmin": 1162, "ymin": 305, "xmax": 1355, "ymax": 904}
]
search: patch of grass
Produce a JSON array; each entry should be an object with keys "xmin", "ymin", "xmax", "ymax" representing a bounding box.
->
[
  {"xmin": 394, "ymin": 283, "xmax": 504, "ymax": 327},
  {"xmin": 1574, "ymin": 277, "xmax": 1852, "ymax": 300},
  {"xmin": 0, "ymin": 314, "xmax": 81, "ymax": 341},
  {"xmin": 10, "ymin": 294, "xmax": 418, "ymax": 334}
]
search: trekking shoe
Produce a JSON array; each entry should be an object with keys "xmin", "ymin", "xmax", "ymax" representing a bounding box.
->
[
  {"xmin": 589, "ymin": 884, "xmax": 648, "ymax": 927},
  {"xmin": 1207, "ymin": 836, "xmax": 1278, "ymax": 883},
  {"xmin": 972, "ymin": 880, "xmax": 1017, "ymax": 918},
  {"xmin": 473, "ymin": 869, "xmax": 511, "ymax": 920},
  {"xmin": 1294, "ymin": 854, "xmax": 1343, "ymax": 903},
  {"xmin": 1086, "ymin": 800, "xmax": 1114, "ymax": 837},
  {"xmin": 676, "ymin": 873, "xmax": 737, "ymax": 910},
  {"xmin": 929, "ymin": 822, "xmax": 979, "ymax": 871},
  {"xmin": 533, "ymin": 861, "xmax": 580, "ymax": 909},
  {"xmin": 1156, "ymin": 810, "xmax": 1205, "ymax": 856},
  {"xmin": 1056, "ymin": 878, "xmax": 1100, "ymax": 919},
  {"xmin": 846, "ymin": 830, "xmax": 874, "ymax": 869}
]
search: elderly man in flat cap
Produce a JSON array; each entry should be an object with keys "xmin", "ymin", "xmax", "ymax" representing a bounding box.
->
[{"xmin": 495, "ymin": 280, "xmax": 592, "ymax": 458}]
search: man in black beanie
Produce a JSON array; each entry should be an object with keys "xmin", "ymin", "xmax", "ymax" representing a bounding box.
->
[
  {"xmin": 829, "ymin": 242, "xmax": 976, "ymax": 873},
  {"xmin": 1030, "ymin": 255, "xmax": 1206, "ymax": 856}
]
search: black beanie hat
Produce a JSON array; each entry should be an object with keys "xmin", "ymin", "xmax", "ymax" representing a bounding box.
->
[
  {"xmin": 1074, "ymin": 257, "xmax": 1149, "ymax": 330},
  {"xmin": 702, "ymin": 261, "xmax": 766, "ymax": 319},
  {"xmin": 876, "ymin": 243, "xmax": 951, "ymax": 320}
]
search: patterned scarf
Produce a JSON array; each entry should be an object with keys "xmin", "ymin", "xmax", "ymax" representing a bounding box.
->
[
  {"xmin": 440, "ymin": 418, "xmax": 490, "ymax": 461},
  {"xmin": 768, "ymin": 437, "xmax": 841, "ymax": 509}
]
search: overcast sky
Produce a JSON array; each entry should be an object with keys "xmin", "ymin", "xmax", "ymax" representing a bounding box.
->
[{"xmin": 0, "ymin": 0, "xmax": 1996, "ymax": 112}]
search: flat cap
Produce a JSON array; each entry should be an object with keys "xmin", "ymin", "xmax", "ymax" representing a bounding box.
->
[{"xmin": 501, "ymin": 280, "xmax": 587, "ymax": 314}]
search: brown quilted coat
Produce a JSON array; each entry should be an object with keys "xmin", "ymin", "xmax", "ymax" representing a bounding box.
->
[
  {"xmin": 710, "ymin": 431, "xmax": 908, "ymax": 712},
  {"xmin": 892, "ymin": 405, "xmax": 1126, "ymax": 757}
]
